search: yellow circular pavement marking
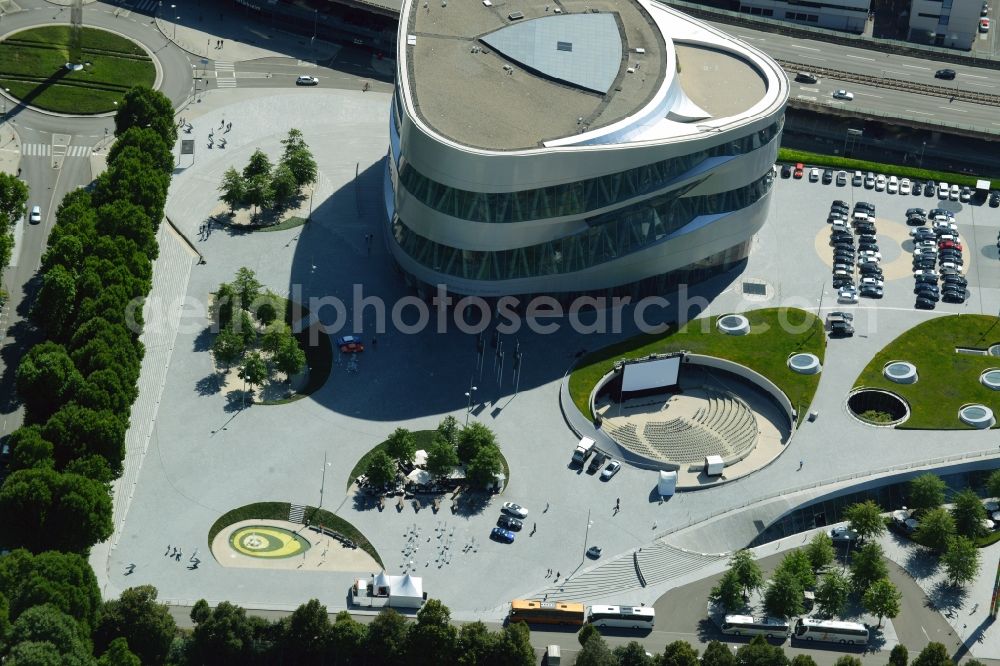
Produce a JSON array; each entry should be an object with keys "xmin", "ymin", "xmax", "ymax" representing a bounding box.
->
[{"xmin": 230, "ymin": 526, "xmax": 310, "ymax": 558}]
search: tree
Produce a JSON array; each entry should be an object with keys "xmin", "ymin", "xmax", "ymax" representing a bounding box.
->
[
  {"xmin": 911, "ymin": 642, "xmax": 950, "ymax": 666},
  {"xmin": 271, "ymin": 163, "xmax": 299, "ymax": 206},
  {"xmin": 211, "ymin": 282, "xmax": 237, "ymax": 330},
  {"xmin": 94, "ymin": 585, "xmax": 177, "ymax": 666},
  {"xmin": 328, "ymin": 611, "xmax": 367, "ymax": 665},
  {"xmin": 426, "ymin": 438, "xmax": 459, "ymax": 479},
  {"xmin": 0, "ymin": 468, "xmax": 113, "ymax": 553},
  {"xmin": 615, "ymin": 641, "xmax": 656, "ymax": 666},
  {"xmin": 364, "ymin": 450, "xmax": 398, "ymax": 488},
  {"xmin": 219, "ymin": 167, "xmax": 246, "ymax": 213},
  {"xmin": 261, "ymin": 322, "xmax": 292, "ymax": 354},
  {"xmin": 843, "ymin": 500, "xmax": 885, "ymax": 541},
  {"xmin": 31, "ymin": 262, "xmax": 78, "ymax": 340},
  {"xmin": 578, "ymin": 622, "xmax": 600, "ymax": 646},
  {"xmin": 709, "ymin": 570, "xmax": 744, "ymax": 613},
  {"xmin": 15, "ymin": 341, "xmax": 83, "ymax": 420},
  {"xmin": 850, "ymin": 542, "xmax": 888, "ymax": 593},
  {"xmin": 6, "ymin": 604, "xmax": 93, "ymax": 665},
  {"xmin": 987, "ymin": 470, "xmax": 1000, "ymax": 501},
  {"xmin": 814, "ymin": 570, "xmax": 850, "ymax": 618},
  {"xmin": 252, "ymin": 290, "xmax": 282, "ymax": 327},
  {"xmin": 775, "ymin": 549, "xmax": 815, "ymax": 591},
  {"xmin": 466, "ymin": 444, "xmax": 504, "ymax": 489},
  {"xmin": 700, "ymin": 640, "xmax": 736, "ymax": 666},
  {"xmin": 244, "ymin": 172, "xmax": 274, "ymax": 219},
  {"xmin": 456, "ymin": 621, "xmax": 497, "ymax": 666},
  {"xmin": 493, "ymin": 621, "xmax": 534, "ymax": 666},
  {"xmin": 108, "ymin": 126, "xmax": 173, "ymax": 173},
  {"xmin": 951, "ymin": 488, "xmax": 986, "ymax": 539},
  {"xmin": 65, "ymin": 454, "xmax": 116, "ymax": 486},
  {"xmin": 576, "ymin": 632, "xmax": 616, "ymax": 666},
  {"xmin": 212, "ymin": 326, "xmax": 246, "ymax": 370},
  {"xmin": 915, "ymin": 507, "xmax": 956, "ymax": 553},
  {"xmin": 862, "ymin": 577, "xmax": 901, "ymax": 627},
  {"xmin": 832, "ymin": 658, "xmax": 862, "ymax": 666},
  {"xmin": 405, "ymin": 598, "xmax": 457, "ymax": 666},
  {"xmin": 385, "ymin": 428, "xmax": 417, "ymax": 467},
  {"xmin": 114, "ymin": 86, "xmax": 177, "ymax": 145},
  {"xmin": 42, "ymin": 403, "xmax": 127, "ymax": 475},
  {"xmin": 805, "ymin": 531, "xmax": 834, "ymax": 572},
  {"xmin": 437, "ymin": 415, "xmax": 459, "ymax": 446},
  {"xmin": 275, "ymin": 599, "xmax": 330, "ymax": 666},
  {"xmin": 189, "ymin": 601, "xmax": 256, "ymax": 664},
  {"xmin": 941, "ymin": 535, "xmax": 980, "ymax": 586},
  {"xmin": 98, "ymin": 638, "xmax": 141, "ymax": 666},
  {"xmin": 238, "ymin": 351, "xmax": 268, "ymax": 395},
  {"xmin": 0, "ymin": 171, "xmax": 30, "ymax": 227},
  {"xmin": 734, "ymin": 635, "xmax": 789, "ymax": 666},
  {"xmin": 281, "ymin": 129, "xmax": 318, "ymax": 186},
  {"xmin": 789, "ymin": 657, "xmax": 817, "ymax": 666},
  {"xmin": 273, "ymin": 335, "xmax": 306, "ymax": 380},
  {"xmin": 763, "ymin": 568, "xmax": 804, "ymax": 619},
  {"xmin": 456, "ymin": 421, "xmax": 498, "ymax": 463},
  {"xmin": 729, "ymin": 549, "xmax": 764, "ymax": 600},
  {"xmin": 5, "ymin": 641, "xmax": 65, "ymax": 666},
  {"xmin": 909, "ymin": 473, "xmax": 946, "ymax": 513},
  {"xmin": 888, "ymin": 644, "xmax": 908, "ymax": 666},
  {"xmin": 231, "ymin": 310, "xmax": 258, "ymax": 349},
  {"xmin": 659, "ymin": 640, "xmax": 699, "ymax": 666},
  {"xmin": 0, "ymin": 549, "xmax": 102, "ymax": 635},
  {"xmin": 7, "ymin": 425, "xmax": 54, "ymax": 472},
  {"xmin": 365, "ymin": 608, "xmax": 408, "ymax": 665},
  {"xmin": 233, "ymin": 267, "xmax": 263, "ymax": 310},
  {"xmin": 242, "ymin": 149, "xmax": 273, "ymax": 180}
]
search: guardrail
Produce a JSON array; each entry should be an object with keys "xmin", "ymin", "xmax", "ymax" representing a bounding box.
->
[
  {"xmin": 788, "ymin": 97, "xmax": 1000, "ymax": 139},
  {"xmin": 777, "ymin": 59, "xmax": 1000, "ymax": 107}
]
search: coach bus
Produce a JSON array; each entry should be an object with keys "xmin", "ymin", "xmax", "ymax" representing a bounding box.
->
[
  {"xmin": 792, "ymin": 618, "xmax": 869, "ymax": 645},
  {"xmin": 587, "ymin": 605, "xmax": 656, "ymax": 629},
  {"xmin": 720, "ymin": 615, "xmax": 791, "ymax": 639},
  {"xmin": 509, "ymin": 599, "xmax": 585, "ymax": 626}
]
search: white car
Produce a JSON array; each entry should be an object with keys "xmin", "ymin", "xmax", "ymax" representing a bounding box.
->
[
  {"xmin": 836, "ymin": 171, "xmax": 848, "ymax": 186},
  {"xmin": 875, "ymin": 174, "xmax": 887, "ymax": 191},
  {"xmin": 858, "ymin": 250, "xmax": 882, "ymax": 261},
  {"xmin": 600, "ymin": 460, "xmax": 621, "ymax": 480},
  {"xmin": 29, "ymin": 205, "xmax": 41, "ymax": 224},
  {"xmin": 861, "ymin": 277, "xmax": 884, "ymax": 288},
  {"xmin": 950, "ymin": 184, "xmax": 960, "ymax": 200},
  {"xmin": 940, "ymin": 261, "xmax": 964, "ymax": 273},
  {"xmin": 838, "ymin": 288, "xmax": 858, "ymax": 303},
  {"xmin": 296, "ymin": 75, "xmax": 320, "ymax": 85},
  {"xmin": 913, "ymin": 248, "xmax": 937, "ymax": 258},
  {"xmin": 833, "ymin": 90, "xmax": 854, "ymax": 101},
  {"xmin": 830, "ymin": 526, "xmax": 859, "ymax": 542},
  {"xmin": 900, "ymin": 178, "xmax": 912, "ymax": 195},
  {"xmin": 938, "ymin": 182, "xmax": 950, "ymax": 199},
  {"xmin": 809, "ymin": 167, "xmax": 821, "ymax": 182},
  {"xmin": 914, "ymin": 269, "xmax": 939, "ymax": 278},
  {"xmin": 502, "ymin": 502, "xmax": 528, "ymax": 519},
  {"xmin": 887, "ymin": 176, "xmax": 899, "ymax": 194},
  {"xmin": 933, "ymin": 220, "xmax": 958, "ymax": 233}
]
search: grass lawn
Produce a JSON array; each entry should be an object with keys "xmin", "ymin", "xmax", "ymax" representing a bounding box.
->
[
  {"xmin": 346, "ymin": 429, "xmax": 511, "ymax": 492},
  {"xmin": 567, "ymin": 308, "xmax": 826, "ymax": 422},
  {"xmin": 0, "ymin": 26, "xmax": 153, "ymax": 114},
  {"xmin": 778, "ymin": 148, "xmax": 1000, "ymax": 190},
  {"xmin": 854, "ymin": 315, "xmax": 1000, "ymax": 429},
  {"xmin": 208, "ymin": 501, "xmax": 383, "ymax": 568}
]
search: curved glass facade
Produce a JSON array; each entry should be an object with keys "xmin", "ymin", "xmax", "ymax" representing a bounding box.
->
[
  {"xmin": 392, "ymin": 171, "xmax": 773, "ymax": 281},
  {"xmin": 396, "ymin": 118, "xmax": 782, "ymax": 224}
]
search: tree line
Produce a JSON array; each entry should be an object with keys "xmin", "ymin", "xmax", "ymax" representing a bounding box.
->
[
  {"xmin": 0, "ymin": 171, "xmax": 29, "ymax": 286},
  {"xmin": 0, "ymin": 86, "xmax": 176, "ymax": 663}
]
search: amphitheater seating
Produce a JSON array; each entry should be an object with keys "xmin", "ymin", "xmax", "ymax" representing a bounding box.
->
[{"xmin": 606, "ymin": 388, "xmax": 758, "ymax": 465}]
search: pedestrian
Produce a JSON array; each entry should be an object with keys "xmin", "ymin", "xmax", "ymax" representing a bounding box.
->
[
  {"xmin": 220, "ymin": 39, "xmax": 224, "ymax": 48},
  {"xmin": 165, "ymin": 544, "xmax": 170, "ymax": 556},
  {"xmin": 227, "ymin": 122, "xmax": 231, "ymax": 131},
  {"xmin": 125, "ymin": 563, "xmax": 136, "ymax": 575},
  {"xmin": 544, "ymin": 502, "xmax": 549, "ymax": 512},
  {"xmin": 616, "ymin": 497, "xmax": 620, "ymax": 509},
  {"xmin": 798, "ymin": 459, "xmax": 803, "ymax": 470},
  {"xmin": 555, "ymin": 571, "xmax": 560, "ymax": 578},
  {"xmin": 220, "ymin": 119, "xmax": 224, "ymax": 129}
]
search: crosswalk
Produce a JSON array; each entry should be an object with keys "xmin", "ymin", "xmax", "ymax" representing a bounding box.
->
[
  {"xmin": 129, "ymin": 0, "xmax": 158, "ymax": 13},
  {"xmin": 215, "ymin": 61, "xmax": 237, "ymax": 88},
  {"xmin": 22, "ymin": 143, "xmax": 92, "ymax": 158}
]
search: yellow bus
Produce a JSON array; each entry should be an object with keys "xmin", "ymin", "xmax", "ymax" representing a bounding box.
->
[{"xmin": 509, "ymin": 599, "xmax": 586, "ymax": 625}]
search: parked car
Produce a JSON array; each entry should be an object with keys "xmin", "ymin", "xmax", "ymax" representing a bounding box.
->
[
  {"xmin": 29, "ymin": 205, "xmax": 41, "ymax": 224},
  {"xmin": 336, "ymin": 335, "xmax": 365, "ymax": 353},
  {"xmin": 950, "ymin": 184, "xmax": 960, "ymax": 201},
  {"xmin": 497, "ymin": 515, "xmax": 523, "ymax": 531},
  {"xmin": 900, "ymin": 178, "xmax": 911, "ymax": 195},
  {"xmin": 586, "ymin": 546, "xmax": 603, "ymax": 559},
  {"xmin": 796, "ymin": 72, "xmax": 819, "ymax": 83},
  {"xmin": 822, "ymin": 169, "xmax": 833, "ymax": 184},
  {"xmin": 490, "ymin": 527, "xmax": 515, "ymax": 543},
  {"xmin": 960, "ymin": 187, "xmax": 972, "ymax": 202},
  {"xmin": 942, "ymin": 290, "xmax": 967, "ymax": 303},
  {"xmin": 793, "ymin": 162, "xmax": 804, "ymax": 179},
  {"xmin": 915, "ymin": 297, "xmax": 937, "ymax": 310},
  {"xmin": 887, "ymin": 175, "xmax": 899, "ymax": 194},
  {"xmin": 809, "ymin": 167, "xmax": 821, "ymax": 182},
  {"xmin": 836, "ymin": 171, "xmax": 848, "ymax": 186},
  {"xmin": 833, "ymin": 89, "xmax": 855, "ymax": 100},
  {"xmin": 875, "ymin": 174, "xmax": 887, "ymax": 191},
  {"xmin": 855, "ymin": 201, "xmax": 875, "ymax": 213},
  {"xmin": 981, "ymin": 16, "xmax": 991, "ymax": 32},
  {"xmin": 911, "ymin": 180, "xmax": 925, "ymax": 197},
  {"xmin": 906, "ymin": 208, "xmax": 926, "ymax": 218},
  {"xmin": 852, "ymin": 171, "xmax": 863, "ymax": 187},
  {"xmin": 830, "ymin": 526, "xmax": 859, "ymax": 542},
  {"xmin": 990, "ymin": 192, "xmax": 1000, "ymax": 207},
  {"xmin": 601, "ymin": 460, "xmax": 621, "ymax": 480},
  {"xmin": 838, "ymin": 287, "xmax": 858, "ymax": 303},
  {"xmin": 780, "ymin": 164, "xmax": 792, "ymax": 178},
  {"xmin": 502, "ymin": 502, "xmax": 528, "ymax": 518},
  {"xmin": 829, "ymin": 321, "xmax": 854, "ymax": 337},
  {"xmin": 924, "ymin": 181, "xmax": 936, "ymax": 197},
  {"xmin": 930, "ymin": 208, "xmax": 954, "ymax": 219},
  {"xmin": 937, "ymin": 182, "xmax": 950, "ymax": 199}
]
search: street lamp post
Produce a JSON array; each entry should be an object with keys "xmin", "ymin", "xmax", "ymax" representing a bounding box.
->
[
  {"xmin": 580, "ymin": 509, "xmax": 593, "ymax": 567},
  {"xmin": 464, "ymin": 385, "xmax": 478, "ymax": 425},
  {"xmin": 171, "ymin": 5, "xmax": 177, "ymax": 40},
  {"xmin": 319, "ymin": 451, "xmax": 331, "ymax": 508}
]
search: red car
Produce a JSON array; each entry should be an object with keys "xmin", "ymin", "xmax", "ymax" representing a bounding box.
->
[
  {"xmin": 939, "ymin": 240, "xmax": 962, "ymax": 251},
  {"xmin": 337, "ymin": 335, "xmax": 365, "ymax": 353},
  {"xmin": 793, "ymin": 162, "xmax": 805, "ymax": 179}
]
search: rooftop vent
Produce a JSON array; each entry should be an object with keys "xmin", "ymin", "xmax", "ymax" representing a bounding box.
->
[
  {"xmin": 508, "ymin": 10, "xmax": 524, "ymax": 19},
  {"xmin": 557, "ymin": 41, "xmax": 573, "ymax": 52}
]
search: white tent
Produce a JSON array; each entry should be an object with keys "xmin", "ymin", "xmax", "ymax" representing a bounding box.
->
[
  {"xmin": 657, "ymin": 470, "xmax": 677, "ymax": 497},
  {"xmin": 413, "ymin": 450, "xmax": 428, "ymax": 466},
  {"xmin": 373, "ymin": 571, "xmax": 390, "ymax": 596},
  {"xmin": 406, "ymin": 469, "xmax": 433, "ymax": 485}
]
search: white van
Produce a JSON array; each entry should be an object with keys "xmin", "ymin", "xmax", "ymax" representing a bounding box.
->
[
  {"xmin": 546, "ymin": 645, "xmax": 561, "ymax": 665},
  {"xmin": 852, "ymin": 211, "xmax": 869, "ymax": 223}
]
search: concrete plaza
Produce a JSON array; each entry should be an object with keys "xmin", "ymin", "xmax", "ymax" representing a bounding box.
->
[{"xmin": 92, "ymin": 82, "xmax": 1000, "ymax": 663}]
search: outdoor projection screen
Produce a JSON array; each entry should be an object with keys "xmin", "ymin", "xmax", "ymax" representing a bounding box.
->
[{"xmin": 621, "ymin": 356, "xmax": 681, "ymax": 392}]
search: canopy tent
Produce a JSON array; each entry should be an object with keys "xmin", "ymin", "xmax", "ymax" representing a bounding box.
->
[
  {"xmin": 657, "ymin": 470, "xmax": 677, "ymax": 497},
  {"xmin": 369, "ymin": 572, "xmax": 424, "ymax": 608},
  {"xmin": 406, "ymin": 469, "xmax": 433, "ymax": 485},
  {"xmin": 373, "ymin": 571, "xmax": 391, "ymax": 596},
  {"xmin": 413, "ymin": 450, "xmax": 428, "ymax": 466}
]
